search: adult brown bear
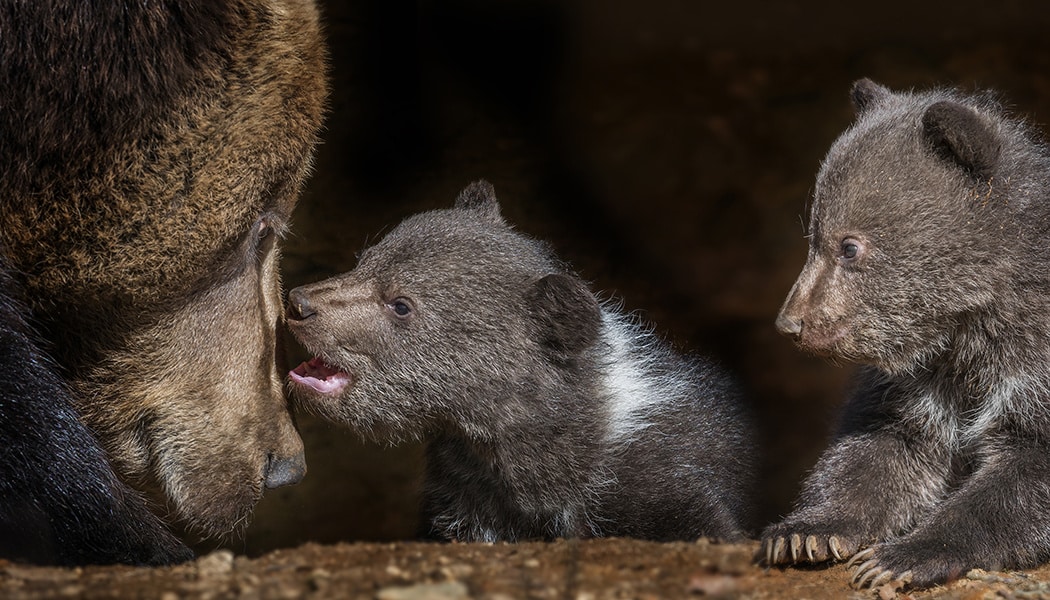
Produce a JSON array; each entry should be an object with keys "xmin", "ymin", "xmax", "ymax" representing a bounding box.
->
[{"xmin": 0, "ymin": 0, "xmax": 327, "ymax": 563}]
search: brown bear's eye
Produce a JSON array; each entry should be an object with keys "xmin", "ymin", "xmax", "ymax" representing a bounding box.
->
[
  {"xmin": 253, "ymin": 215, "xmax": 281, "ymax": 263},
  {"xmin": 840, "ymin": 238, "xmax": 862, "ymax": 261},
  {"xmin": 388, "ymin": 298, "xmax": 413, "ymax": 318}
]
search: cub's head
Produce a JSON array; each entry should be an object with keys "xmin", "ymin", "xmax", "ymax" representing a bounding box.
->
[
  {"xmin": 777, "ymin": 78, "xmax": 1021, "ymax": 373},
  {"xmin": 286, "ymin": 181, "xmax": 602, "ymax": 440}
]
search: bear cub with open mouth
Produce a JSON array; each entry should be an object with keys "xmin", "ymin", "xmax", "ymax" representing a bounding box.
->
[{"xmin": 286, "ymin": 181, "xmax": 756, "ymax": 542}]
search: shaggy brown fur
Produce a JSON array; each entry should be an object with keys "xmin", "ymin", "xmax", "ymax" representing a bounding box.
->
[
  {"xmin": 0, "ymin": 0, "xmax": 327, "ymax": 538},
  {"xmin": 764, "ymin": 79, "xmax": 1050, "ymax": 589},
  {"xmin": 286, "ymin": 182, "xmax": 757, "ymax": 543}
]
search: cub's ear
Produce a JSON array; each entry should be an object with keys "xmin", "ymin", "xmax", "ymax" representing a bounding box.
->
[
  {"xmin": 525, "ymin": 273, "xmax": 602, "ymax": 358},
  {"xmin": 922, "ymin": 100, "xmax": 1001, "ymax": 180},
  {"xmin": 454, "ymin": 180, "xmax": 503, "ymax": 224},
  {"xmin": 850, "ymin": 78, "xmax": 891, "ymax": 114}
]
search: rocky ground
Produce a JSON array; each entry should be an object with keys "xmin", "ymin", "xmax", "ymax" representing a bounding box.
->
[{"xmin": 5, "ymin": 539, "xmax": 1050, "ymax": 599}]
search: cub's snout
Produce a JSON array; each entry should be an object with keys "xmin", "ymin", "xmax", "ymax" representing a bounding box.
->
[{"xmin": 775, "ymin": 312, "xmax": 803, "ymax": 339}]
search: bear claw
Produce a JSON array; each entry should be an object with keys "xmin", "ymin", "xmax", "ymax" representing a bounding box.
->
[
  {"xmin": 760, "ymin": 530, "xmax": 860, "ymax": 566},
  {"xmin": 804, "ymin": 535, "xmax": 818, "ymax": 561},
  {"xmin": 849, "ymin": 551, "xmax": 913, "ymax": 590},
  {"xmin": 772, "ymin": 536, "xmax": 785, "ymax": 564},
  {"xmin": 846, "ymin": 546, "xmax": 875, "ymax": 568},
  {"xmin": 828, "ymin": 535, "xmax": 845, "ymax": 560}
]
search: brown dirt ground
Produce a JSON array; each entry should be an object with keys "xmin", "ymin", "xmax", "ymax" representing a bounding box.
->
[{"xmin": 5, "ymin": 539, "xmax": 1050, "ymax": 599}]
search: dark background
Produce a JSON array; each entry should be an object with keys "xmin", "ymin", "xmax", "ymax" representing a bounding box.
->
[{"xmin": 232, "ymin": 0, "xmax": 1050, "ymax": 553}]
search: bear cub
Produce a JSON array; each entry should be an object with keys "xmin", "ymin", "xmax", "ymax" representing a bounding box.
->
[
  {"xmin": 286, "ymin": 181, "xmax": 756, "ymax": 542},
  {"xmin": 764, "ymin": 79, "xmax": 1050, "ymax": 588}
]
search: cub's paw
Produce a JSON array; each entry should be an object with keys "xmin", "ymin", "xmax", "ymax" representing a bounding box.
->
[
  {"xmin": 848, "ymin": 542, "xmax": 969, "ymax": 589},
  {"xmin": 848, "ymin": 547, "xmax": 912, "ymax": 589},
  {"xmin": 759, "ymin": 523, "xmax": 862, "ymax": 566}
]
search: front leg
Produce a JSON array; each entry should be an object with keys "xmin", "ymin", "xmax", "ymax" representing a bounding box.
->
[
  {"xmin": 850, "ymin": 435, "xmax": 1050, "ymax": 588},
  {"xmin": 762, "ymin": 373, "xmax": 950, "ymax": 567},
  {"xmin": 762, "ymin": 429, "xmax": 948, "ymax": 566}
]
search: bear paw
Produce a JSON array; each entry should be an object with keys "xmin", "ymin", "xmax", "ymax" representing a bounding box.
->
[
  {"xmin": 848, "ymin": 547, "xmax": 913, "ymax": 589},
  {"xmin": 847, "ymin": 542, "xmax": 970, "ymax": 589}
]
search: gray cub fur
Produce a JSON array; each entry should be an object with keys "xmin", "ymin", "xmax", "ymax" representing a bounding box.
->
[
  {"xmin": 765, "ymin": 78, "xmax": 1050, "ymax": 589},
  {"xmin": 286, "ymin": 181, "xmax": 756, "ymax": 542}
]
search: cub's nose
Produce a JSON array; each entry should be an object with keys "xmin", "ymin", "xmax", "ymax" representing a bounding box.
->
[
  {"xmin": 286, "ymin": 287, "xmax": 315, "ymax": 321},
  {"xmin": 775, "ymin": 313, "xmax": 803, "ymax": 339},
  {"xmin": 264, "ymin": 451, "xmax": 307, "ymax": 489}
]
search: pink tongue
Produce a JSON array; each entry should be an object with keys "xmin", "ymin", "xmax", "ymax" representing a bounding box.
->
[{"xmin": 289, "ymin": 357, "xmax": 351, "ymax": 394}]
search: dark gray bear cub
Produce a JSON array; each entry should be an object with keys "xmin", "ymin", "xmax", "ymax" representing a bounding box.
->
[
  {"xmin": 765, "ymin": 78, "xmax": 1050, "ymax": 589},
  {"xmin": 286, "ymin": 181, "xmax": 756, "ymax": 542}
]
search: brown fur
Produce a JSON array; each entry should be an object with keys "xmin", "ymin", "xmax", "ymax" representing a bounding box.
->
[
  {"xmin": 765, "ymin": 79, "xmax": 1050, "ymax": 588},
  {"xmin": 0, "ymin": 0, "xmax": 328, "ymax": 537},
  {"xmin": 286, "ymin": 182, "xmax": 757, "ymax": 542}
]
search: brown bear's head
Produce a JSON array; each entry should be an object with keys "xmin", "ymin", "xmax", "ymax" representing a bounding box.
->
[
  {"xmin": 775, "ymin": 78, "xmax": 1027, "ymax": 375},
  {"xmin": 284, "ymin": 181, "xmax": 603, "ymax": 443},
  {"xmin": 0, "ymin": 0, "xmax": 327, "ymax": 537}
]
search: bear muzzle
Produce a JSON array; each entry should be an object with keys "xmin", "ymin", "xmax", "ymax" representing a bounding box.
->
[
  {"xmin": 775, "ymin": 312, "xmax": 803, "ymax": 339},
  {"xmin": 264, "ymin": 450, "xmax": 306, "ymax": 489},
  {"xmin": 287, "ymin": 287, "xmax": 316, "ymax": 321}
]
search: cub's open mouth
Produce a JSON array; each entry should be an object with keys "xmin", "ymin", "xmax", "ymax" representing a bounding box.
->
[{"xmin": 289, "ymin": 357, "xmax": 351, "ymax": 395}]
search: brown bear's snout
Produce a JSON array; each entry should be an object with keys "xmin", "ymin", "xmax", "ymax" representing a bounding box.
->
[
  {"xmin": 287, "ymin": 287, "xmax": 316, "ymax": 321},
  {"xmin": 264, "ymin": 451, "xmax": 307, "ymax": 489}
]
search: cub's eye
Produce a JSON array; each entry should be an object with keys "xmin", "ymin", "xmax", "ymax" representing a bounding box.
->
[
  {"xmin": 387, "ymin": 298, "xmax": 414, "ymax": 318},
  {"xmin": 839, "ymin": 237, "xmax": 864, "ymax": 262}
]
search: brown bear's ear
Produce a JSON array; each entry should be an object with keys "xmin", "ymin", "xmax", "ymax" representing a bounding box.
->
[
  {"xmin": 454, "ymin": 180, "xmax": 503, "ymax": 224},
  {"xmin": 525, "ymin": 273, "xmax": 602, "ymax": 358},
  {"xmin": 850, "ymin": 78, "xmax": 891, "ymax": 114},
  {"xmin": 922, "ymin": 100, "xmax": 1001, "ymax": 180}
]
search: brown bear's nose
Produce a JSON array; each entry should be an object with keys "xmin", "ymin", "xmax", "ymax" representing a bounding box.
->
[
  {"xmin": 286, "ymin": 287, "xmax": 315, "ymax": 321},
  {"xmin": 775, "ymin": 313, "xmax": 803, "ymax": 339},
  {"xmin": 264, "ymin": 451, "xmax": 307, "ymax": 489}
]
